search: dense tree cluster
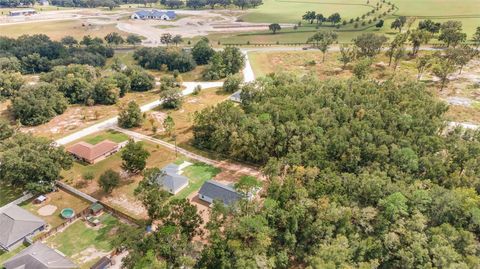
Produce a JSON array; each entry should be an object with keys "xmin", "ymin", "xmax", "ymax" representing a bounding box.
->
[
  {"xmin": 12, "ymin": 83, "xmax": 68, "ymax": 126},
  {"xmin": 0, "ymin": 34, "xmax": 114, "ymax": 74},
  {"xmin": 0, "ymin": 134, "xmax": 73, "ymax": 193},
  {"xmin": 202, "ymin": 47, "xmax": 245, "ymax": 80},
  {"xmin": 191, "ymin": 74, "xmax": 480, "ymax": 268},
  {"xmin": 133, "ymin": 47, "xmax": 196, "ymax": 73}
]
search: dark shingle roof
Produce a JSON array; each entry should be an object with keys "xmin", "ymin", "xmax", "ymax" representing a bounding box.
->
[
  {"xmin": 0, "ymin": 205, "xmax": 46, "ymax": 250},
  {"xmin": 3, "ymin": 242, "xmax": 77, "ymax": 269},
  {"xmin": 199, "ymin": 180, "xmax": 242, "ymax": 205}
]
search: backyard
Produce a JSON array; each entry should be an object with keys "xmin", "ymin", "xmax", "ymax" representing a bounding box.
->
[
  {"xmin": 175, "ymin": 162, "xmax": 221, "ymax": 199},
  {"xmin": 45, "ymin": 213, "xmax": 121, "ymax": 268},
  {"xmin": 20, "ymin": 189, "xmax": 90, "ymax": 228}
]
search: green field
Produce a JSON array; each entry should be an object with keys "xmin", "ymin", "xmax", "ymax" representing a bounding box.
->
[
  {"xmin": 218, "ymin": 0, "xmax": 480, "ymax": 44},
  {"xmin": 242, "ymin": 0, "xmax": 373, "ymax": 23}
]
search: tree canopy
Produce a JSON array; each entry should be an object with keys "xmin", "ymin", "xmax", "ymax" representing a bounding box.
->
[{"xmin": 0, "ymin": 134, "xmax": 73, "ymax": 193}]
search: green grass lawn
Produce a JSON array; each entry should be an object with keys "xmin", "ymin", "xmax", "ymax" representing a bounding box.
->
[
  {"xmin": 175, "ymin": 162, "xmax": 221, "ymax": 199},
  {"xmin": 83, "ymin": 130, "xmax": 130, "ymax": 145},
  {"xmin": 0, "ymin": 182, "xmax": 23, "ymax": 207},
  {"xmin": 0, "ymin": 244, "xmax": 26, "ymax": 265},
  {"xmin": 242, "ymin": 0, "xmax": 373, "ymax": 23},
  {"xmin": 210, "ymin": 0, "xmax": 479, "ymax": 44},
  {"xmin": 46, "ymin": 214, "xmax": 120, "ymax": 268}
]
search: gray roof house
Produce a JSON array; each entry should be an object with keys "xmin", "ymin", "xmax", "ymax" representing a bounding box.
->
[
  {"xmin": 131, "ymin": 10, "xmax": 176, "ymax": 20},
  {"xmin": 229, "ymin": 90, "xmax": 242, "ymax": 103},
  {"xmin": 198, "ymin": 180, "xmax": 242, "ymax": 206},
  {"xmin": 0, "ymin": 204, "xmax": 46, "ymax": 251},
  {"xmin": 155, "ymin": 163, "xmax": 189, "ymax": 195},
  {"xmin": 3, "ymin": 242, "xmax": 77, "ymax": 269}
]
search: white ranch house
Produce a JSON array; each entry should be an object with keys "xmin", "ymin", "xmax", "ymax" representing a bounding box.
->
[{"xmin": 131, "ymin": 10, "xmax": 176, "ymax": 20}]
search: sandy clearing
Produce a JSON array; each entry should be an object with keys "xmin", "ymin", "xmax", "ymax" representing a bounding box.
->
[{"xmin": 38, "ymin": 204, "xmax": 58, "ymax": 216}]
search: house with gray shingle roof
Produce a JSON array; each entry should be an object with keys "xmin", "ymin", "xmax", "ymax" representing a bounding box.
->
[
  {"xmin": 131, "ymin": 9, "xmax": 176, "ymax": 20},
  {"xmin": 155, "ymin": 163, "xmax": 189, "ymax": 195},
  {"xmin": 198, "ymin": 180, "xmax": 242, "ymax": 206},
  {"xmin": 3, "ymin": 242, "xmax": 77, "ymax": 269},
  {"xmin": 0, "ymin": 204, "xmax": 46, "ymax": 251}
]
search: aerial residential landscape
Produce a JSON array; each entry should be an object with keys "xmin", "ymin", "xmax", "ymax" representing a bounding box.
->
[{"xmin": 0, "ymin": 0, "xmax": 479, "ymax": 268}]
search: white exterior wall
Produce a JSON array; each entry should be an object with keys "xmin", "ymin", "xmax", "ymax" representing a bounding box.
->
[
  {"xmin": 173, "ymin": 181, "xmax": 188, "ymax": 195},
  {"xmin": 198, "ymin": 194, "xmax": 214, "ymax": 204}
]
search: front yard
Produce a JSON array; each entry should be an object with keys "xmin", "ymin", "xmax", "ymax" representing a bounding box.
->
[{"xmin": 45, "ymin": 213, "xmax": 121, "ymax": 269}]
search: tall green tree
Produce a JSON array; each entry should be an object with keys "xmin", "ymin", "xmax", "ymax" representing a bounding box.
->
[
  {"xmin": 12, "ymin": 83, "xmax": 68, "ymax": 126},
  {"xmin": 439, "ymin": 21, "xmax": 467, "ymax": 47},
  {"xmin": 118, "ymin": 101, "xmax": 143, "ymax": 128},
  {"xmin": 121, "ymin": 139, "xmax": 150, "ymax": 174},
  {"xmin": 307, "ymin": 31, "xmax": 338, "ymax": 62},
  {"xmin": 0, "ymin": 134, "xmax": 73, "ymax": 193},
  {"xmin": 268, "ymin": 23, "xmax": 281, "ymax": 34}
]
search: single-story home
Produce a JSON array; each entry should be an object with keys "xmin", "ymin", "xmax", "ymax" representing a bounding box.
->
[
  {"xmin": 3, "ymin": 242, "xmax": 77, "ymax": 269},
  {"xmin": 155, "ymin": 163, "xmax": 189, "ymax": 195},
  {"xmin": 0, "ymin": 204, "xmax": 46, "ymax": 251},
  {"xmin": 198, "ymin": 180, "xmax": 242, "ymax": 206},
  {"xmin": 66, "ymin": 140, "xmax": 119, "ymax": 164},
  {"xmin": 38, "ymin": 0, "xmax": 49, "ymax": 6},
  {"xmin": 9, "ymin": 9, "xmax": 36, "ymax": 16},
  {"xmin": 131, "ymin": 10, "xmax": 176, "ymax": 20}
]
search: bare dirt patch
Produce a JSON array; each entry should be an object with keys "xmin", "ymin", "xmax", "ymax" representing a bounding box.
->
[
  {"xmin": 73, "ymin": 246, "xmax": 109, "ymax": 264},
  {"xmin": 38, "ymin": 205, "xmax": 58, "ymax": 216}
]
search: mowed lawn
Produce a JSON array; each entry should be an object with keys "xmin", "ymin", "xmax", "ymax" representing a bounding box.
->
[
  {"xmin": 242, "ymin": 0, "xmax": 372, "ymax": 23},
  {"xmin": 83, "ymin": 130, "xmax": 130, "ymax": 145},
  {"xmin": 175, "ymin": 162, "xmax": 221, "ymax": 200},
  {"xmin": 46, "ymin": 214, "xmax": 120, "ymax": 268},
  {"xmin": 0, "ymin": 182, "xmax": 23, "ymax": 207},
  {"xmin": 0, "ymin": 20, "xmax": 128, "ymax": 40},
  {"xmin": 0, "ymin": 245, "xmax": 26, "ymax": 265}
]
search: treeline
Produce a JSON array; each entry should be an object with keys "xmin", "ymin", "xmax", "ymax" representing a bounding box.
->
[
  {"xmin": 113, "ymin": 74, "xmax": 480, "ymax": 267},
  {"xmin": 48, "ymin": 0, "xmax": 263, "ymax": 9},
  {"xmin": 189, "ymin": 74, "xmax": 480, "ymax": 268},
  {"xmin": 0, "ymin": 34, "xmax": 114, "ymax": 74},
  {"xmin": 0, "ymin": 0, "xmax": 34, "ymax": 7},
  {"xmin": 134, "ymin": 38, "xmax": 245, "ymax": 80},
  {"xmin": 1, "ymin": 62, "xmax": 154, "ymax": 126}
]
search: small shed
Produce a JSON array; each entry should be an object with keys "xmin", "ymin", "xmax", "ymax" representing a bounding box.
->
[
  {"xmin": 34, "ymin": 195, "xmax": 47, "ymax": 204},
  {"xmin": 89, "ymin": 203, "xmax": 104, "ymax": 216}
]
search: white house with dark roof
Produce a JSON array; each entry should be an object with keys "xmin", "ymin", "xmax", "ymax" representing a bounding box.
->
[
  {"xmin": 3, "ymin": 242, "xmax": 77, "ymax": 269},
  {"xmin": 198, "ymin": 180, "xmax": 242, "ymax": 206},
  {"xmin": 131, "ymin": 10, "xmax": 176, "ymax": 20},
  {"xmin": 0, "ymin": 204, "xmax": 46, "ymax": 251},
  {"xmin": 155, "ymin": 163, "xmax": 189, "ymax": 195}
]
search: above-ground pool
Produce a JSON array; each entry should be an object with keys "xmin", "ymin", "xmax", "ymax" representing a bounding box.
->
[{"xmin": 60, "ymin": 208, "xmax": 75, "ymax": 219}]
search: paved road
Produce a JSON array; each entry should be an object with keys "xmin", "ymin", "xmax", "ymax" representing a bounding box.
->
[{"xmin": 55, "ymin": 81, "xmax": 223, "ymax": 145}]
